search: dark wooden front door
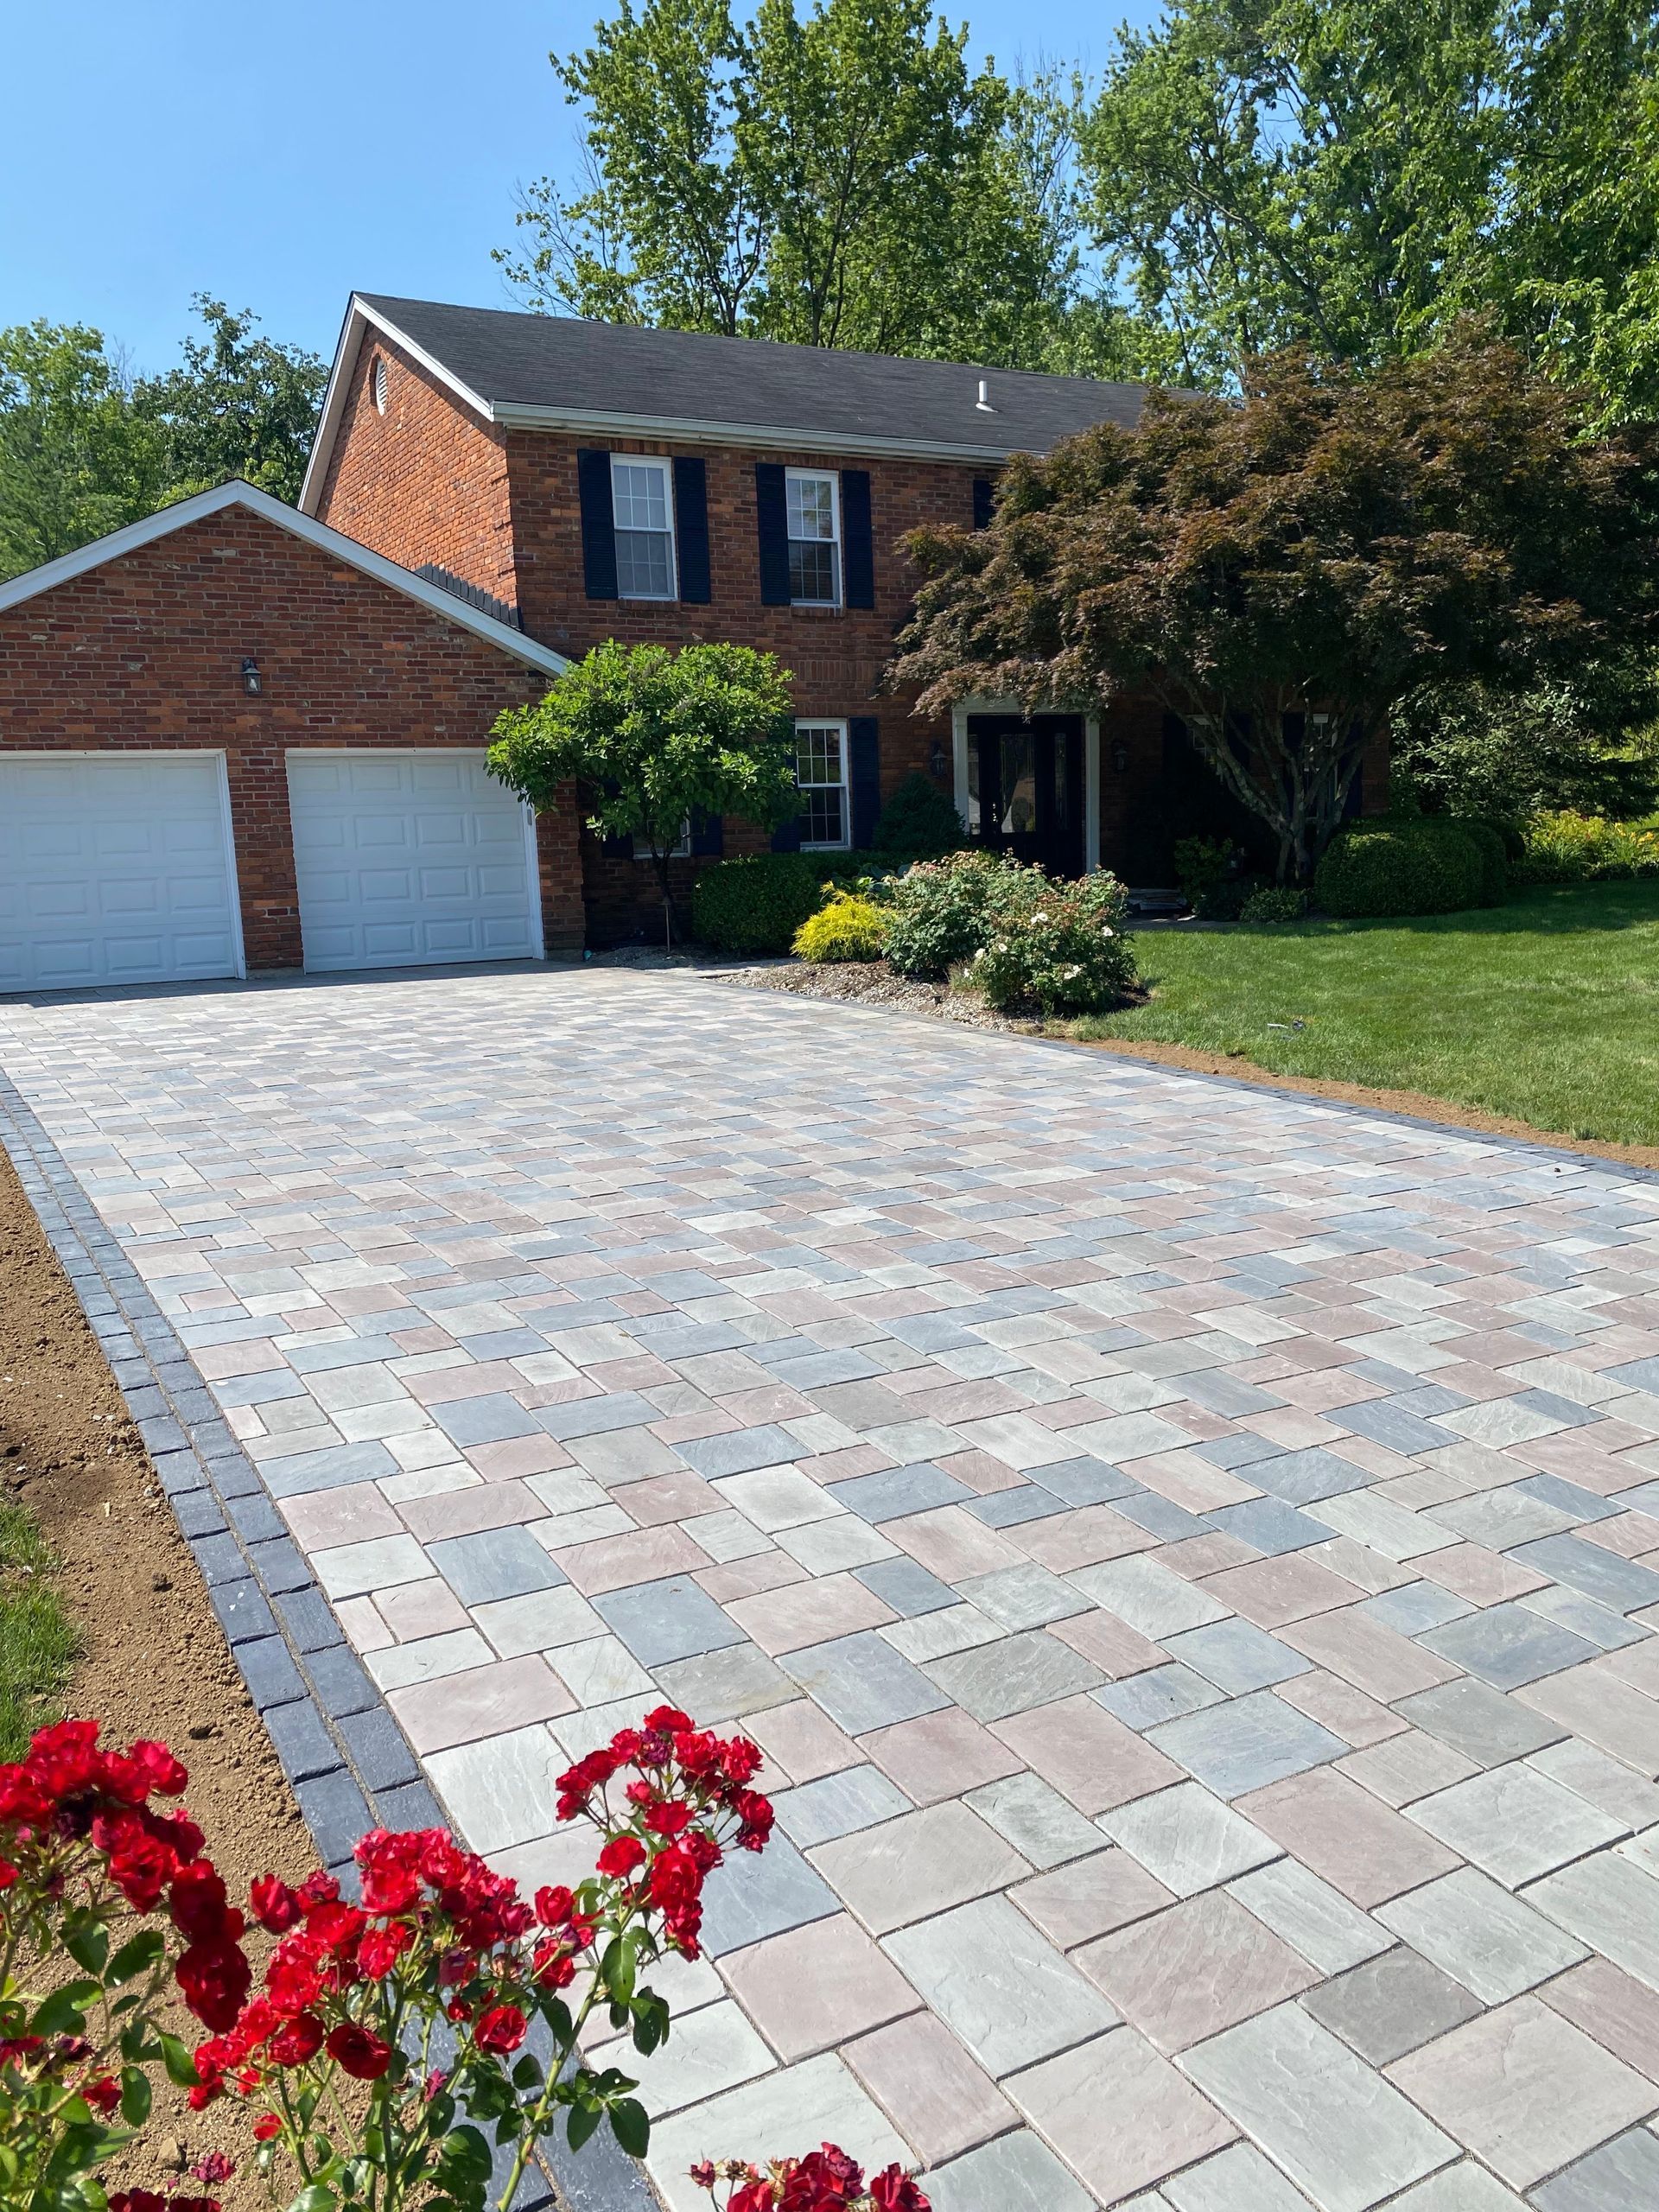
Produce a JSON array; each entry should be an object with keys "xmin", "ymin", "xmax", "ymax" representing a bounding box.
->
[{"xmin": 967, "ymin": 715, "xmax": 1085, "ymax": 876}]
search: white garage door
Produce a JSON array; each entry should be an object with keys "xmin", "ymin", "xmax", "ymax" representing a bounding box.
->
[
  {"xmin": 0, "ymin": 753, "xmax": 242, "ymax": 992},
  {"xmin": 286, "ymin": 751, "xmax": 542, "ymax": 973}
]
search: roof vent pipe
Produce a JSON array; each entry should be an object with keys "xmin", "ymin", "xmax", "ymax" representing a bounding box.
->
[{"xmin": 976, "ymin": 378, "xmax": 995, "ymax": 413}]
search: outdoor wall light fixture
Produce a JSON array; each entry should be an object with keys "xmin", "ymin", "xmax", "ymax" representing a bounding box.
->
[
  {"xmin": 1111, "ymin": 740, "xmax": 1130, "ymax": 772},
  {"xmin": 240, "ymin": 657, "xmax": 262, "ymax": 696},
  {"xmin": 929, "ymin": 741, "xmax": 949, "ymax": 779}
]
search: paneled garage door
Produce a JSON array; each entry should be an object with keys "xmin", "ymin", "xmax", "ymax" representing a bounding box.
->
[
  {"xmin": 0, "ymin": 753, "xmax": 242, "ymax": 991},
  {"xmin": 286, "ymin": 751, "xmax": 542, "ymax": 973}
]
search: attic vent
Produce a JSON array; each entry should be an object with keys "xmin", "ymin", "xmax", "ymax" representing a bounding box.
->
[
  {"xmin": 372, "ymin": 356, "xmax": 389, "ymax": 414},
  {"xmin": 976, "ymin": 378, "xmax": 995, "ymax": 413},
  {"xmin": 415, "ymin": 563, "xmax": 523, "ymax": 630}
]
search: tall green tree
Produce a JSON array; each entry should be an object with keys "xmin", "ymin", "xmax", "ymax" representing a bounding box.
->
[
  {"xmin": 498, "ymin": 0, "xmax": 1088, "ymax": 366},
  {"xmin": 135, "ymin": 296, "xmax": 327, "ymax": 505},
  {"xmin": 1075, "ymin": 0, "xmax": 1659, "ymax": 420},
  {"xmin": 0, "ymin": 323, "xmax": 162, "ymax": 578},
  {"xmin": 0, "ymin": 300, "xmax": 326, "ymax": 582}
]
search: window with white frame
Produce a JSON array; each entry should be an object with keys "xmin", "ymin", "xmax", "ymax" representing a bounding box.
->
[
  {"xmin": 796, "ymin": 721, "xmax": 849, "ymax": 847},
  {"xmin": 785, "ymin": 470, "xmax": 841, "ymax": 606},
  {"xmin": 611, "ymin": 457, "xmax": 677, "ymax": 600}
]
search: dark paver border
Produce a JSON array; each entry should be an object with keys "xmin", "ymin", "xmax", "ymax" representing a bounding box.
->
[{"xmin": 0, "ymin": 1063, "xmax": 656, "ymax": 2212}]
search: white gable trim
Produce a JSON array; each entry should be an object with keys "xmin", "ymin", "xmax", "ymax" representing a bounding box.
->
[
  {"xmin": 0, "ymin": 480, "xmax": 567, "ymax": 677},
  {"xmin": 299, "ymin": 296, "xmax": 499, "ymax": 517}
]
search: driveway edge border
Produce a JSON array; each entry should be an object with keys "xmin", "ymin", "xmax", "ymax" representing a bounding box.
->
[{"xmin": 0, "ymin": 1065, "xmax": 659, "ymax": 2212}]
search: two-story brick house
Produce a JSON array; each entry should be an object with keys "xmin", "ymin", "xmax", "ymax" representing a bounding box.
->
[
  {"xmin": 1, "ymin": 292, "xmax": 1376, "ymax": 985},
  {"xmin": 300, "ymin": 296, "xmax": 1194, "ymax": 943}
]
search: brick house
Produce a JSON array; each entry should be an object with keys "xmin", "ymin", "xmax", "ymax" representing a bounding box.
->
[
  {"xmin": 0, "ymin": 294, "xmax": 1383, "ymax": 985},
  {"xmin": 301, "ymin": 296, "xmax": 1248, "ymax": 944}
]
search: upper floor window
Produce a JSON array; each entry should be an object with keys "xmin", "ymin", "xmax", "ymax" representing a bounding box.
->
[
  {"xmin": 786, "ymin": 470, "xmax": 841, "ymax": 607},
  {"xmin": 796, "ymin": 721, "xmax": 849, "ymax": 848},
  {"xmin": 611, "ymin": 457, "xmax": 677, "ymax": 600}
]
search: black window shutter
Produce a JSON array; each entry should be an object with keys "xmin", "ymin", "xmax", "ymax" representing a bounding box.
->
[
  {"xmin": 849, "ymin": 717, "xmax": 881, "ymax": 848},
  {"xmin": 691, "ymin": 808, "xmax": 724, "ymax": 855},
  {"xmin": 755, "ymin": 463, "xmax": 791, "ymax": 605},
  {"xmin": 599, "ymin": 830, "xmax": 635, "ymax": 858},
  {"xmin": 972, "ymin": 476, "xmax": 994, "ymax": 531},
  {"xmin": 771, "ymin": 809, "xmax": 803, "ymax": 853},
  {"xmin": 674, "ymin": 456, "xmax": 710, "ymax": 604},
  {"xmin": 577, "ymin": 450, "xmax": 618, "ymax": 601},
  {"xmin": 841, "ymin": 469, "xmax": 874, "ymax": 607}
]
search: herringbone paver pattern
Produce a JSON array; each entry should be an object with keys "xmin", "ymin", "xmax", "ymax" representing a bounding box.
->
[{"xmin": 6, "ymin": 966, "xmax": 1659, "ymax": 2212}]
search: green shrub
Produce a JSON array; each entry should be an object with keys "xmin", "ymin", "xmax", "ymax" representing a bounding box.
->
[
  {"xmin": 1518, "ymin": 810, "xmax": 1659, "ymax": 882},
  {"xmin": 872, "ymin": 772, "xmax": 967, "ymax": 861},
  {"xmin": 793, "ymin": 889, "xmax": 888, "ymax": 962},
  {"xmin": 1313, "ymin": 820, "xmax": 1485, "ymax": 916},
  {"xmin": 971, "ymin": 869, "xmax": 1137, "ymax": 1015},
  {"xmin": 1239, "ymin": 885, "xmax": 1310, "ymax": 924},
  {"xmin": 1173, "ymin": 836, "xmax": 1249, "ymax": 918},
  {"xmin": 881, "ymin": 849, "xmax": 1012, "ymax": 978},
  {"xmin": 691, "ymin": 850, "xmax": 880, "ymax": 954},
  {"xmin": 1448, "ymin": 817, "xmax": 1510, "ymax": 905}
]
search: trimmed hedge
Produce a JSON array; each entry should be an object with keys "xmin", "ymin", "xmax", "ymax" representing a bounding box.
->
[
  {"xmin": 1314, "ymin": 819, "xmax": 1486, "ymax": 917},
  {"xmin": 1441, "ymin": 817, "xmax": 1510, "ymax": 906},
  {"xmin": 691, "ymin": 851, "xmax": 880, "ymax": 955}
]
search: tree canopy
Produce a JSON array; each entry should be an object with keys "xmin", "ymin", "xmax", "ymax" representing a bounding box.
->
[
  {"xmin": 0, "ymin": 297, "xmax": 326, "ymax": 582},
  {"xmin": 888, "ymin": 331, "xmax": 1659, "ymax": 878},
  {"xmin": 488, "ymin": 640, "xmax": 800, "ymax": 919},
  {"xmin": 496, "ymin": 0, "xmax": 1086, "ymax": 367}
]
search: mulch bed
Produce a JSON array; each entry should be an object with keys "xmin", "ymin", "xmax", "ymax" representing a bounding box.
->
[
  {"xmin": 723, "ymin": 957, "xmax": 1040, "ymax": 1031},
  {"xmin": 0, "ymin": 1145, "xmax": 315, "ymax": 2208}
]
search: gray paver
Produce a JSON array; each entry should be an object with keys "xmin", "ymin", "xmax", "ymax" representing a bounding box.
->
[
  {"xmin": 923, "ymin": 2129, "xmax": 1096, "ymax": 2212},
  {"xmin": 1377, "ymin": 1868, "xmax": 1588, "ymax": 2003},
  {"xmin": 1148, "ymin": 1688, "xmax": 1346, "ymax": 1800},
  {"xmin": 1184, "ymin": 2003, "xmax": 1457, "ymax": 2212},
  {"xmin": 591, "ymin": 1575, "xmax": 747, "ymax": 1666},
  {"xmin": 1530, "ymin": 2126, "xmax": 1659, "ymax": 2212},
  {"xmin": 785, "ymin": 1630, "xmax": 950, "ymax": 1734},
  {"xmin": 882, "ymin": 1893, "xmax": 1118, "ymax": 2075}
]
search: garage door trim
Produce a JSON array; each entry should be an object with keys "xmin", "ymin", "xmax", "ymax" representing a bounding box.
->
[
  {"xmin": 284, "ymin": 747, "xmax": 544, "ymax": 968},
  {"xmin": 0, "ymin": 749, "xmax": 246, "ymax": 988}
]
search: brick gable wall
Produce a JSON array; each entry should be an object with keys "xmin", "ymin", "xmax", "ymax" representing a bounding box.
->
[
  {"xmin": 315, "ymin": 336, "xmax": 520, "ymax": 613},
  {"xmin": 0, "ymin": 505, "xmax": 583, "ymax": 968}
]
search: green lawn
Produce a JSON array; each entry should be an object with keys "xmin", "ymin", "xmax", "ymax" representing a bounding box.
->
[
  {"xmin": 1072, "ymin": 882, "xmax": 1659, "ymax": 1148},
  {"xmin": 0, "ymin": 1497, "xmax": 76, "ymax": 1760}
]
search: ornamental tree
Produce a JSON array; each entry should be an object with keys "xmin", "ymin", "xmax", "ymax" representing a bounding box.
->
[
  {"xmin": 489, "ymin": 641, "xmax": 799, "ymax": 927},
  {"xmin": 888, "ymin": 329, "xmax": 1659, "ymax": 880}
]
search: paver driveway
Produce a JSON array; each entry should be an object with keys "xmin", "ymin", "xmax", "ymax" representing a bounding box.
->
[{"xmin": 5, "ymin": 966, "xmax": 1659, "ymax": 2212}]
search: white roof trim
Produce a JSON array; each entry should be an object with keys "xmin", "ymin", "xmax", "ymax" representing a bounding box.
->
[
  {"xmin": 0, "ymin": 479, "xmax": 567, "ymax": 677},
  {"xmin": 300, "ymin": 296, "xmax": 497, "ymax": 515},
  {"xmin": 297, "ymin": 296, "xmax": 1023, "ymax": 508}
]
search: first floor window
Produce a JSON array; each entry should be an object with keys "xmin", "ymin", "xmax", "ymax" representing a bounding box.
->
[
  {"xmin": 611, "ymin": 457, "xmax": 677, "ymax": 600},
  {"xmin": 786, "ymin": 470, "xmax": 841, "ymax": 606},
  {"xmin": 796, "ymin": 721, "xmax": 849, "ymax": 847}
]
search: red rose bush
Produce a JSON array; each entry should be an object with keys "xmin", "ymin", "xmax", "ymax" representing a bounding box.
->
[
  {"xmin": 191, "ymin": 1704, "xmax": 778, "ymax": 2212},
  {"xmin": 690, "ymin": 2145, "xmax": 930, "ymax": 2210},
  {"xmin": 3, "ymin": 1709, "xmax": 927, "ymax": 2212},
  {"xmin": 0, "ymin": 1720, "xmax": 251, "ymax": 2212}
]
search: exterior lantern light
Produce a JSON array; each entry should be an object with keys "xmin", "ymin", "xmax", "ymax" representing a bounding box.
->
[{"xmin": 240, "ymin": 657, "xmax": 262, "ymax": 696}]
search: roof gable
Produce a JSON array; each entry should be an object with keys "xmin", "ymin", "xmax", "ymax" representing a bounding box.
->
[
  {"xmin": 300, "ymin": 295, "xmax": 1154, "ymax": 514},
  {"xmin": 0, "ymin": 480, "xmax": 567, "ymax": 676}
]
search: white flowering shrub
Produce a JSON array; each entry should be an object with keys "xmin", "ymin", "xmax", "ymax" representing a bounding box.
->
[{"xmin": 971, "ymin": 868, "xmax": 1137, "ymax": 1015}]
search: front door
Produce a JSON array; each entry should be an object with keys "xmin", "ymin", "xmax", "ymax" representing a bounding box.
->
[{"xmin": 967, "ymin": 716, "xmax": 1085, "ymax": 875}]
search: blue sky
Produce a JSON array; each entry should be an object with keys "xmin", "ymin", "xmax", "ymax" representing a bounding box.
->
[{"xmin": 1, "ymin": 0, "xmax": 1160, "ymax": 378}]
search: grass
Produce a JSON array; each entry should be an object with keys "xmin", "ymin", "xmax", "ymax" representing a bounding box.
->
[
  {"xmin": 0, "ymin": 1497, "xmax": 77, "ymax": 1760},
  {"xmin": 1071, "ymin": 880, "xmax": 1659, "ymax": 1148}
]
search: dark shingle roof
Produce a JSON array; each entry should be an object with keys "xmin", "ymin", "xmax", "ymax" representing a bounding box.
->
[{"xmin": 356, "ymin": 295, "xmax": 1150, "ymax": 459}]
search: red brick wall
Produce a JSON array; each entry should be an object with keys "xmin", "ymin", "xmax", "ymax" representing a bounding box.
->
[
  {"xmin": 315, "ymin": 336, "xmax": 520, "ymax": 612},
  {"xmin": 0, "ymin": 505, "xmax": 584, "ymax": 967}
]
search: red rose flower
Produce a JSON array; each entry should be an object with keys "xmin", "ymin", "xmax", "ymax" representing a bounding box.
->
[
  {"xmin": 83, "ymin": 2075, "xmax": 120, "ymax": 2116},
  {"xmin": 175, "ymin": 1942, "xmax": 252, "ymax": 2033},
  {"xmin": 325, "ymin": 2022, "xmax": 392, "ymax": 2081},
  {"xmin": 251, "ymin": 2114, "xmax": 281, "ymax": 2143},
  {"xmin": 475, "ymin": 2003, "xmax": 528, "ymax": 2054},
  {"xmin": 130, "ymin": 1740, "xmax": 189, "ymax": 1797},
  {"xmin": 266, "ymin": 2012, "xmax": 324, "ymax": 2067},
  {"xmin": 358, "ymin": 1922, "xmax": 411, "ymax": 1980},
  {"xmin": 170, "ymin": 1860, "xmax": 239, "ymax": 1946},
  {"xmin": 596, "ymin": 1834, "xmax": 646, "ymax": 1878},
  {"xmin": 869, "ymin": 2167, "xmax": 928, "ymax": 2210},
  {"xmin": 249, "ymin": 1875, "xmax": 303, "ymax": 1933}
]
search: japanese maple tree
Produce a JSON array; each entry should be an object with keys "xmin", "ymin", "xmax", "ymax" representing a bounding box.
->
[{"xmin": 889, "ymin": 328, "xmax": 1659, "ymax": 879}]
